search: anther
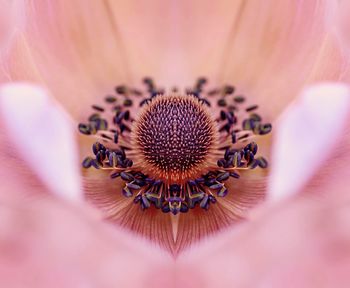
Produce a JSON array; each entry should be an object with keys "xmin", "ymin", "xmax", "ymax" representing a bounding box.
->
[
  {"xmin": 246, "ymin": 105, "xmax": 259, "ymax": 112},
  {"xmin": 229, "ymin": 172, "xmax": 240, "ymax": 179},
  {"xmin": 122, "ymin": 187, "xmax": 133, "ymax": 197},
  {"xmin": 113, "ymin": 132, "xmax": 119, "ymax": 144},
  {"xmin": 123, "ymin": 99, "xmax": 133, "ymax": 107},
  {"xmin": 242, "ymin": 119, "xmax": 255, "ymax": 131},
  {"xmin": 90, "ymin": 159, "xmax": 101, "ymax": 169},
  {"xmin": 217, "ymin": 99, "xmax": 227, "ymax": 107},
  {"xmin": 82, "ymin": 157, "xmax": 93, "ymax": 168},
  {"xmin": 105, "ymin": 96, "xmax": 117, "ymax": 103},
  {"xmin": 92, "ymin": 142, "xmax": 106, "ymax": 155},
  {"xmin": 115, "ymin": 85, "xmax": 127, "ymax": 94},
  {"xmin": 245, "ymin": 142, "xmax": 258, "ymax": 155},
  {"xmin": 108, "ymin": 152, "xmax": 118, "ymax": 167},
  {"xmin": 250, "ymin": 113, "xmax": 262, "ymax": 122},
  {"xmin": 120, "ymin": 172, "xmax": 134, "ymax": 182},
  {"xmin": 78, "ymin": 123, "xmax": 91, "ymax": 135},
  {"xmin": 257, "ymin": 157, "xmax": 268, "ymax": 168},
  {"xmin": 224, "ymin": 85, "xmax": 235, "ymax": 95},
  {"xmin": 234, "ymin": 96, "xmax": 245, "ymax": 103},
  {"xmin": 88, "ymin": 113, "xmax": 100, "ymax": 121},
  {"xmin": 110, "ymin": 172, "xmax": 120, "ymax": 179},
  {"xmin": 216, "ymin": 172, "xmax": 230, "ymax": 181},
  {"xmin": 237, "ymin": 133, "xmax": 250, "ymax": 140},
  {"xmin": 92, "ymin": 105, "xmax": 105, "ymax": 112},
  {"xmin": 258, "ymin": 123, "xmax": 272, "ymax": 135},
  {"xmin": 231, "ymin": 132, "xmax": 237, "ymax": 143}
]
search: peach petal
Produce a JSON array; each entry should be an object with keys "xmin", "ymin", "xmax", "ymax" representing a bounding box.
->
[
  {"xmin": 0, "ymin": 83, "xmax": 82, "ymax": 202},
  {"xmin": 268, "ymin": 83, "xmax": 350, "ymax": 203}
]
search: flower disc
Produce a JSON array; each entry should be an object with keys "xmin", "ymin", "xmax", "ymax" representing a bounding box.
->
[{"xmin": 133, "ymin": 94, "xmax": 218, "ymax": 182}]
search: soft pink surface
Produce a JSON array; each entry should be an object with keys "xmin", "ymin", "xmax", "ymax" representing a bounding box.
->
[
  {"xmin": 1, "ymin": 82, "xmax": 350, "ymax": 287},
  {"xmin": 2, "ymin": 1, "xmax": 350, "ymax": 287},
  {"xmin": 2, "ymin": 0, "xmax": 349, "ymax": 119}
]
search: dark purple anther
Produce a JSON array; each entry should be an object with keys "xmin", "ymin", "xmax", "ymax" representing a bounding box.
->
[
  {"xmin": 115, "ymin": 85, "xmax": 126, "ymax": 94},
  {"xmin": 224, "ymin": 85, "xmax": 235, "ymax": 94},
  {"xmin": 249, "ymin": 160, "xmax": 259, "ymax": 169},
  {"xmin": 217, "ymin": 187, "xmax": 228, "ymax": 197},
  {"xmin": 208, "ymin": 195, "xmax": 217, "ymax": 203},
  {"xmin": 180, "ymin": 202, "xmax": 189, "ymax": 213},
  {"xmin": 209, "ymin": 183, "xmax": 223, "ymax": 190},
  {"xmin": 82, "ymin": 157, "xmax": 93, "ymax": 168},
  {"xmin": 216, "ymin": 172, "xmax": 230, "ymax": 182},
  {"xmin": 114, "ymin": 133, "xmax": 119, "ymax": 144},
  {"xmin": 161, "ymin": 203, "xmax": 171, "ymax": 213},
  {"xmin": 122, "ymin": 187, "xmax": 133, "ymax": 197},
  {"xmin": 230, "ymin": 172, "xmax": 240, "ymax": 179},
  {"xmin": 220, "ymin": 110, "xmax": 227, "ymax": 120},
  {"xmin": 195, "ymin": 178, "xmax": 205, "ymax": 184},
  {"xmin": 199, "ymin": 194, "xmax": 209, "ymax": 210},
  {"xmin": 110, "ymin": 172, "xmax": 120, "ymax": 179},
  {"xmin": 133, "ymin": 194, "xmax": 142, "ymax": 204},
  {"xmin": 141, "ymin": 195, "xmax": 151, "ymax": 208},
  {"xmin": 217, "ymin": 159, "xmax": 225, "ymax": 167},
  {"xmin": 153, "ymin": 180, "xmax": 163, "ymax": 186},
  {"xmin": 121, "ymin": 172, "xmax": 134, "ymax": 182},
  {"xmin": 90, "ymin": 159, "xmax": 101, "ymax": 169},
  {"xmin": 114, "ymin": 111, "xmax": 126, "ymax": 125},
  {"xmin": 96, "ymin": 150, "xmax": 106, "ymax": 164},
  {"xmin": 226, "ymin": 111, "xmax": 235, "ymax": 124},
  {"xmin": 231, "ymin": 132, "xmax": 236, "ymax": 144},
  {"xmin": 169, "ymin": 184, "xmax": 181, "ymax": 194},
  {"xmin": 127, "ymin": 182, "xmax": 141, "ymax": 190},
  {"xmin": 217, "ymin": 99, "xmax": 227, "ymax": 107}
]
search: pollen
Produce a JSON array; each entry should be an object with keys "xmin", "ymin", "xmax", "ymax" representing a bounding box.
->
[{"xmin": 133, "ymin": 95, "xmax": 217, "ymax": 182}]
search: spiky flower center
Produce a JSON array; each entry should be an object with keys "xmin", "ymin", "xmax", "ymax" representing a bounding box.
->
[
  {"xmin": 134, "ymin": 95, "xmax": 216, "ymax": 182},
  {"xmin": 78, "ymin": 77, "xmax": 272, "ymax": 215}
]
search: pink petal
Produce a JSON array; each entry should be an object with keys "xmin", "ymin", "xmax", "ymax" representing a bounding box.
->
[
  {"xmin": 175, "ymin": 175, "xmax": 266, "ymax": 255},
  {"xmin": 177, "ymin": 185, "xmax": 350, "ymax": 287},
  {"xmin": 0, "ymin": 0, "xmax": 24, "ymax": 54},
  {"xmin": 0, "ymin": 83, "xmax": 82, "ymax": 202},
  {"xmin": 0, "ymin": 184, "xmax": 173, "ymax": 287},
  {"xmin": 326, "ymin": 0, "xmax": 350, "ymax": 54},
  {"xmin": 268, "ymin": 83, "xmax": 350, "ymax": 203},
  {"xmin": 3, "ymin": 0, "xmax": 346, "ymax": 122},
  {"xmin": 84, "ymin": 176, "xmax": 175, "ymax": 254},
  {"xmin": 216, "ymin": 1, "xmax": 349, "ymax": 119}
]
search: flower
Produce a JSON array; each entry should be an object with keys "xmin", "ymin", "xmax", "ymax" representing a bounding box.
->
[{"xmin": 1, "ymin": 0, "xmax": 350, "ymax": 287}]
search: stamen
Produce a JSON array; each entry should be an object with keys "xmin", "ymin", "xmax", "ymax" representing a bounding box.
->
[
  {"xmin": 234, "ymin": 96, "xmax": 245, "ymax": 103},
  {"xmin": 105, "ymin": 96, "xmax": 117, "ymax": 103},
  {"xmin": 91, "ymin": 105, "xmax": 105, "ymax": 112},
  {"xmin": 79, "ymin": 77, "xmax": 272, "ymax": 215}
]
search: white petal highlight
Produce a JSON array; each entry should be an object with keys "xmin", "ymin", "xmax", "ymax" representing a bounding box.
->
[
  {"xmin": 0, "ymin": 83, "xmax": 82, "ymax": 202},
  {"xmin": 268, "ymin": 83, "xmax": 350, "ymax": 203}
]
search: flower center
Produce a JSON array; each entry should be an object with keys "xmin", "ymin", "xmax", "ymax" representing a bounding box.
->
[
  {"xmin": 78, "ymin": 77, "xmax": 272, "ymax": 215},
  {"xmin": 133, "ymin": 95, "xmax": 217, "ymax": 182}
]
